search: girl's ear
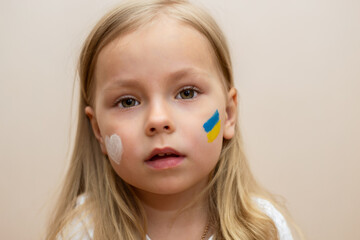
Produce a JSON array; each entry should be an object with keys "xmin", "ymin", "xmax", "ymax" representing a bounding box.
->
[
  {"xmin": 85, "ymin": 106, "xmax": 107, "ymax": 154},
  {"xmin": 223, "ymin": 87, "xmax": 237, "ymax": 140}
]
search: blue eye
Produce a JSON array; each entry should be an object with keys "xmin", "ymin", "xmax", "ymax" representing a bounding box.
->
[
  {"xmin": 176, "ymin": 87, "xmax": 199, "ymax": 99},
  {"xmin": 117, "ymin": 97, "xmax": 140, "ymax": 108}
]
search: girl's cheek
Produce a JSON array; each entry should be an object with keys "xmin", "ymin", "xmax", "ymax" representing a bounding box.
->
[{"xmin": 105, "ymin": 133, "xmax": 123, "ymax": 165}]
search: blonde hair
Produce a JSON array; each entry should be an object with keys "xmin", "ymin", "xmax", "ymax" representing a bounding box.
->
[{"xmin": 46, "ymin": 0, "xmax": 302, "ymax": 239}]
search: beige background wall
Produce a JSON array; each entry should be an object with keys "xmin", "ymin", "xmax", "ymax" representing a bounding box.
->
[{"xmin": 1, "ymin": 0, "xmax": 359, "ymax": 239}]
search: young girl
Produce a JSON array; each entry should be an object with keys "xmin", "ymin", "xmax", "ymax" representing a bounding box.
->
[{"xmin": 46, "ymin": 0, "xmax": 300, "ymax": 239}]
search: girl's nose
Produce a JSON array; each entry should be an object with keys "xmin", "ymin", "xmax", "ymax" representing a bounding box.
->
[{"xmin": 145, "ymin": 102, "xmax": 175, "ymax": 136}]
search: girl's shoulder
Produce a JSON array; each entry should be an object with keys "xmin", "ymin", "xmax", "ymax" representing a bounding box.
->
[
  {"xmin": 56, "ymin": 194, "xmax": 94, "ymax": 240},
  {"xmin": 253, "ymin": 197, "xmax": 294, "ymax": 240},
  {"xmin": 59, "ymin": 195, "xmax": 293, "ymax": 240}
]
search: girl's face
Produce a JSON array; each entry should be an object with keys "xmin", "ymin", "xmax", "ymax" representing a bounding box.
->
[{"xmin": 86, "ymin": 16, "xmax": 237, "ymax": 196}]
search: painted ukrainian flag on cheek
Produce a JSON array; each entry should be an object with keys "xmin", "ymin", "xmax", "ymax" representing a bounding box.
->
[{"xmin": 203, "ymin": 110, "xmax": 221, "ymax": 143}]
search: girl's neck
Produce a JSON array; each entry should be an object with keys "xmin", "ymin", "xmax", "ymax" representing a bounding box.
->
[{"xmin": 134, "ymin": 181, "xmax": 210, "ymax": 240}]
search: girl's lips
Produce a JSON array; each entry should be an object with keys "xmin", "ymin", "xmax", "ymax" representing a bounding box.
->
[
  {"xmin": 145, "ymin": 155, "xmax": 185, "ymax": 169},
  {"xmin": 145, "ymin": 147, "xmax": 185, "ymax": 170}
]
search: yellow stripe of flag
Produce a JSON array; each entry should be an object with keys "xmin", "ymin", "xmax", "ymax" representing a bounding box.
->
[{"xmin": 206, "ymin": 120, "xmax": 221, "ymax": 143}]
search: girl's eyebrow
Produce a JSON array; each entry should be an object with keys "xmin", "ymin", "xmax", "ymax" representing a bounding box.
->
[
  {"xmin": 168, "ymin": 67, "xmax": 206, "ymax": 81},
  {"xmin": 102, "ymin": 78, "xmax": 142, "ymax": 92},
  {"xmin": 102, "ymin": 67, "xmax": 206, "ymax": 91}
]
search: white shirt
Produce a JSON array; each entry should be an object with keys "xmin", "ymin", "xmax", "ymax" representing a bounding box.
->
[{"xmin": 58, "ymin": 195, "xmax": 293, "ymax": 240}]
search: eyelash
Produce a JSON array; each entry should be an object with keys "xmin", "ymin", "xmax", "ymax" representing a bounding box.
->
[{"xmin": 113, "ymin": 86, "xmax": 201, "ymax": 109}]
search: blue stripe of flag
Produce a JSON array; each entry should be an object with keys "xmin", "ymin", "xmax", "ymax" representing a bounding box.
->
[{"xmin": 203, "ymin": 110, "xmax": 219, "ymax": 133}]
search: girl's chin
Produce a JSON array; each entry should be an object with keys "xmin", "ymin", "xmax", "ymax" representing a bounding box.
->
[{"xmin": 132, "ymin": 178, "xmax": 209, "ymax": 198}]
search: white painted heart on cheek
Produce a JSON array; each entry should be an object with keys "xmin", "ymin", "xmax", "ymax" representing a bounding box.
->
[{"xmin": 105, "ymin": 134, "xmax": 123, "ymax": 165}]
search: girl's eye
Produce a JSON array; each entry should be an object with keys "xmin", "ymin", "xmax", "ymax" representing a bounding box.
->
[
  {"xmin": 117, "ymin": 97, "xmax": 140, "ymax": 108},
  {"xmin": 176, "ymin": 88, "xmax": 198, "ymax": 99}
]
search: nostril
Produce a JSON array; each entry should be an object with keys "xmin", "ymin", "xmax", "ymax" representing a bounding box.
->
[{"xmin": 148, "ymin": 125, "xmax": 172, "ymax": 134}]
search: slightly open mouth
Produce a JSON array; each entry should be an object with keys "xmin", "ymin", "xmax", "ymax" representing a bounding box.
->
[{"xmin": 147, "ymin": 153, "xmax": 180, "ymax": 161}]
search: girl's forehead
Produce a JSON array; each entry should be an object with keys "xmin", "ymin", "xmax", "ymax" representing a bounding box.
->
[
  {"xmin": 94, "ymin": 15, "xmax": 223, "ymax": 89},
  {"xmin": 107, "ymin": 15, "xmax": 208, "ymax": 47}
]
